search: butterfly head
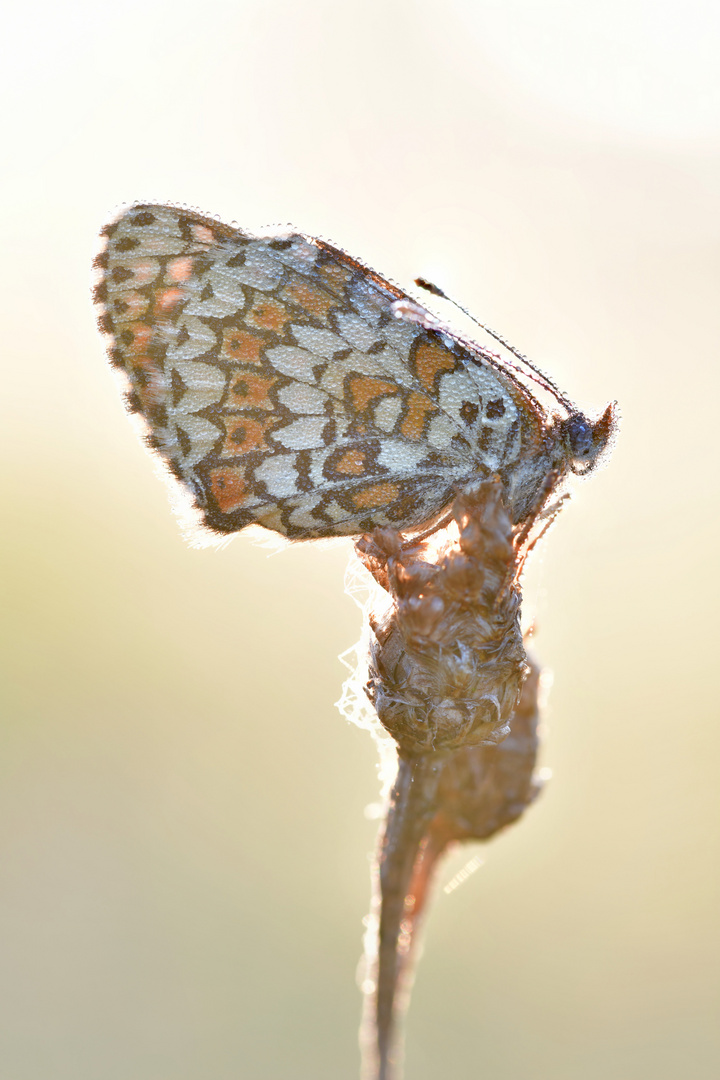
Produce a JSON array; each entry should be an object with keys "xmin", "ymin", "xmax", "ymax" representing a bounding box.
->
[{"xmin": 560, "ymin": 402, "xmax": 617, "ymax": 475}]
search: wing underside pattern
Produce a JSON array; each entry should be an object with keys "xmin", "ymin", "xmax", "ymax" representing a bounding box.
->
[{"xmin": 95, "ymin": 204, "xmax": 547, "ymax": 538}]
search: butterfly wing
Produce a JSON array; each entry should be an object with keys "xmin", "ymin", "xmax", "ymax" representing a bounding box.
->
[{"xmin": 95, "ymin": 204, "xmax": 533, "ymax": 538}]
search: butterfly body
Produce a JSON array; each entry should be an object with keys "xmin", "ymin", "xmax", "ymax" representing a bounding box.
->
[{"xmin": 94, "ymin": 205, "xmax": 614, "ymax": 540}]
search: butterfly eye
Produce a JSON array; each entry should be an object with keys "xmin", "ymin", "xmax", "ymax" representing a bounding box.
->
[
  {"xmin": 562, "ymin": 404, "xmax": 616, "ymax": 475},
  {"xmin": 562, "ymin": 413, "xmax": 600, "ymax": 476},
  {"xmin": 564, "ymin": 414, "xmax": 594, "ymax": 459}
]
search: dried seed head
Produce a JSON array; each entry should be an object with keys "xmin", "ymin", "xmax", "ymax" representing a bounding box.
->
[{"xmin": 360, "ymin": 478, "xmax": 531, "ymax": 753}]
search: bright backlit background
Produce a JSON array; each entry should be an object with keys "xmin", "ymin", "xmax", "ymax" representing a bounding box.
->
[{"xmin": 1, "ymin": 2, "xmax": 719, "ymax": 1077}]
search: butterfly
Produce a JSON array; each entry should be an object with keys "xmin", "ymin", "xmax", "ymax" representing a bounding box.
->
[{"xmin": 94, "ymin": 204, "xmax": 615, "ymax": 540}]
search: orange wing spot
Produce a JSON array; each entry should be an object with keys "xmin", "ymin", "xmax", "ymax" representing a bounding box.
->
[
  {"xmin": 281, "ymin": 281, "xmax": 336, "ymax": 324},
  {"xmin": 227, "ymin": 371, "xmax": 278, "ymax": 410},
  {"xmin": 348, "ymin": 376, "xmax": 398, "ymax": 413},
  {"xmin": 400, "ymin": 391, "xmax": 438, "ymax": 440},
  {"xmin": 221, "ymin": 415, "xmax": 277, "ymax": 457},
  {"xmin": 246, "ymin": 297, "xmax": 290, "ymax": 333},
  {"xmin": 209, "ymin": 466, "xmax": 249, "ymax": 513},
  {"xmin": 167, "ymin": 256, "xmax": 193, "ymax": 282},
  {"xmin": 352, "ymin": 481, "xmax": 401, "ymax": 509},
  {"xmin": 334, "ymin": 449, "xmax": 366, "ymax": 475},
  {"xmin": 127, "ymin": 323, "xmax": 153, "ymax": 354},
  {"xmin": 317, "ymin": 261, "xmax": 353, "ymax": 296},
  {"xmin": 413, "ymin": 340, "xmax": 456, "ymax": 393},
  {"xmin": 221, "ymin": 328, "xmax": 265, "ymax": 366},
  {"xmin": 132, "ymin": 259, "xmax": 161, "ymax": 286},
  {"xmin": 191, "ymin": 224, "xmax": 215, "ymax": 245},
  {"xmin": 155, "ymin": 287, "xmax": 185, "ymax": 313}
]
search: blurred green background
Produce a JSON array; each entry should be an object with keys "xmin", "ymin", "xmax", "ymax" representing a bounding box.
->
[{"xmin": 2, "ymin": 1, "xmax": 719, "ymax": 1077}]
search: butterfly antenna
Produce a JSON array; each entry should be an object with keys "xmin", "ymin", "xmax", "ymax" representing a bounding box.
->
[{"xmin": 415, "ymin": 277, "xmax": 575, "ymax": 411}]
